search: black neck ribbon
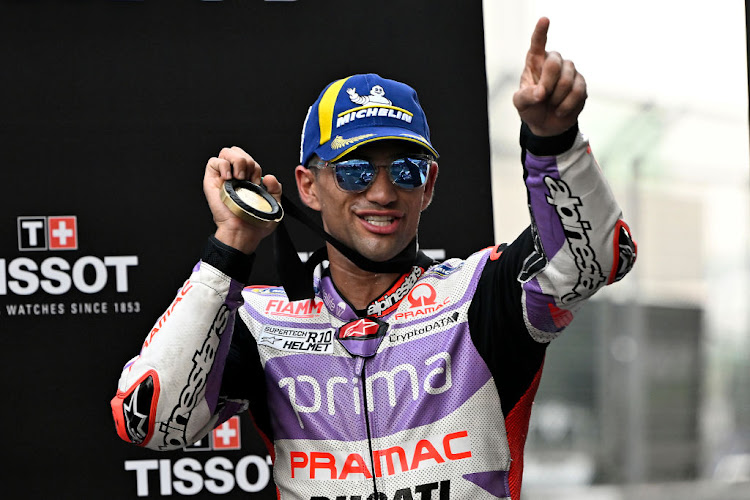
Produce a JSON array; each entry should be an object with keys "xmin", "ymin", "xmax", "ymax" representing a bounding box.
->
[{"xmin": 273, "ymin": 193, "xmax": 418, "ymax": 302}]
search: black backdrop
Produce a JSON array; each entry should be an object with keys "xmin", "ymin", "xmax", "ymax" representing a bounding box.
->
[{"xmin": 0, "ymin": 1, "xmax": 495, "ymax": 497}]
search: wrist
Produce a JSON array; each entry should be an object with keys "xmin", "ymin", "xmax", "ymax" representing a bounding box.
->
[
  {"xmin": 214, "ymin": 226, "xmax": 262, "ymax": 255},
  {"xmin": 203, "ymin": 235, "xmax": 256, "ymax": 283},
  {"xmin": 520, "ymin": 122, "xmax": 579, "ymax": 156}
]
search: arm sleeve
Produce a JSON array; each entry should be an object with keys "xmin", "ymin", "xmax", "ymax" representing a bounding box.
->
[
  {"xmin": 516, "ymin": 122, "xmax": 636, "ymax": 341},
  {"xmin": 469, "ymin": 122, "xmax": 637, "ymax": 415},
  {"xmin": 110, "ymin": 236, "xmax": 255, "ymax": 451}
]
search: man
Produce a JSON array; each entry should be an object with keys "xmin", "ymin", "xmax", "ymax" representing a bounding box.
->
[{"xmin": 112, "ymin": 17, "xmax": 636, "ymax": 500}]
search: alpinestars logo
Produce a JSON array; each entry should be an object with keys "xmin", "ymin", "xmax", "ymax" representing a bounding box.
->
[
  {"xmin": 339, "ymin": 318, "xmax": 383, "ymax": 339},
  {"xmin": 122, "ymin": 374, "xmax": 156, "ymax": 445},
  {"xmin": 611, "ymin": 221, "xmax": 637, "ymax": 283},
  {"xmin": 158, "ymin": 305, "xmax": 230, "ymax": 450},
  {"xmin": 544, "ymin": 177, "xmax": 606, "ymax": 303},
  {"xmin": 367, "ymin": 266, "xmax": 422, "ymax": 316}
]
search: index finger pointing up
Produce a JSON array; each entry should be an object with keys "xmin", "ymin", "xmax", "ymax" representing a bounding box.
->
[{"xmin": 528, "ymin": 17, "xmax": 550, "ymax": 57}]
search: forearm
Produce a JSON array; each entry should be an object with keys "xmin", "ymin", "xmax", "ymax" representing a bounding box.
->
[
  {"xmin": 519, "ymin": 123, "xmax": 637, "ymax": 340},
  {"xmin": 111, "ymin": 236, "xmax": 254, "ymax": 450}
]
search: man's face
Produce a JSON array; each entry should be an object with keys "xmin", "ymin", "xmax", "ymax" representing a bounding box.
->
[{"xmin": 296, "ymin": 141, "xmax": 438, "ymax": 263}]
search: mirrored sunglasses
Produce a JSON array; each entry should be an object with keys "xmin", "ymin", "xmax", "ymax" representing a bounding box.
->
[{"xmin": 311, "ymin": 156, "xmax": 432, "ymax": 193}]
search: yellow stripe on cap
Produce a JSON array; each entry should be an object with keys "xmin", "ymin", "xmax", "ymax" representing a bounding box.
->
[{"xmin": 318, "ymin": 77, "xmax": 349, "ymax": 146}]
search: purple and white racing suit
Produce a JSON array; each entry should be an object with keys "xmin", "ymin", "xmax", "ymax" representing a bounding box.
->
[{"xmin": 112, "ymin": 124, "xmax": 636, "ymax": 499}]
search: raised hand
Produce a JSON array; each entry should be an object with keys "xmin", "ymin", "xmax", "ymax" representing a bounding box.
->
[
  {"xmin": 513, "ymin": 17, "xmax": 587, "ymax": 137},
  {"xmin": 204, "ymin": 146, "xmax": 282, "ymax": 254}
]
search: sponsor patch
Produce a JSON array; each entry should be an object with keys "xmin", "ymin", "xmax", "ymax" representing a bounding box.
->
[
  {"xmin": 259, "ymin": 326, "xmax": 334, "ymax": 353},
  {"xmin": 389, "ymin": 312, "xmax": 460, "ymax": 344},
  {"xmin": 392, "ymin": 283, "xmax": 450, "ymax": 321},
  {"xmin": 336, "ymin": 317, "xmax": 389, "ymax": 358},
  {"xmin": 544, "ymin": 176, "xmax": 606, "ymax": 303},
  {"xmin": 264, "ymin": 298, "xmax": 324, "ymax": 318},
  {"xmin": 423, "ymin": 260, "xmax": 462, "ymax": 279},
  {"xmin": 338, "ymin": 318, "xmax": 386, "ymax": 340},
  {"xmin": 289, "ymin": 430, "xmax": 471, "ymax": 481},
  {"xmin": 367, "ymin": 266, "xmax": 422, "ymax": 317}
]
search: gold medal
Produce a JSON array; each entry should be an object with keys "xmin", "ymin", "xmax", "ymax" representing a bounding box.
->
[{"xmin": 220, "ymin": 179, "xmax": 284, "ymax": 226}]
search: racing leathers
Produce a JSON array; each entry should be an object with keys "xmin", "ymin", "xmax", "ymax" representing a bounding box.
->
[{"xmin": 111, "ymin": 124, "xmax": 636, "ymax": 500}]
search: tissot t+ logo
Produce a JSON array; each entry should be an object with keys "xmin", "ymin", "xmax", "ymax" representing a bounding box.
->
[
  {"xmin": 185, "ymin": 417, "xmax": 242, "ymax": 451},
  {"xmin": 18, "ymin": 216, "xmax": 78, "ymax": 251}
]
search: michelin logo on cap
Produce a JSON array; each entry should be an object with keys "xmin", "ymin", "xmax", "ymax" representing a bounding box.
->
[{"xmin": 336, "ymin": 85, "xmax": 414, "ymax": 129}]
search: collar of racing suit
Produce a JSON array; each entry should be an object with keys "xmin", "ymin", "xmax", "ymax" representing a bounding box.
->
[{"xmin": 274, "ymin": 192, "xmax": 428, "ymax": 302}]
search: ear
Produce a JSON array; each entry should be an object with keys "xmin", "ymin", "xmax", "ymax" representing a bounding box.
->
[
  {"xmin": 420, "ymin": 161, "xmax": 439, "ymax": 211},
  {"xmin": 295, "ymin": 165, "xmax": 322, "ymax": 211}
]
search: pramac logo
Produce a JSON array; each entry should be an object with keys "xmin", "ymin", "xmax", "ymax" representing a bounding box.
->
[
  {"xmin": 394, "ymin": 284, "xmax": 450, "ymax": 321},
  {"xmin": 407, "ymin": 284, "xmax": 437, "ymax": 307}
]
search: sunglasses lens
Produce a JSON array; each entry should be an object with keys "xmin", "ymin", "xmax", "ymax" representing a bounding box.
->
[
  {"xmin": 334, "ymin": 160, "xmax": 376, "ymax": 192},
  {"xmin": 332, "ymin": 157, "xmax": 430, "ymax": 192},
  {"xmin": 391, "ymin": 157, "xmax": 430, "ymax": 188}
]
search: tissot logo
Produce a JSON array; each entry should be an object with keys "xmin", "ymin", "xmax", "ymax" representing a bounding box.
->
[
  {"xmin": 128, "ymin": 416, "xmax": 272, "ymax": 496},
  {"xmin": 18, "ymin": 215, "xmax": 78, "ymax": 251},
  {"xmin": 3, "ymin": 215, "xmax": 141, "ymax": 314}
]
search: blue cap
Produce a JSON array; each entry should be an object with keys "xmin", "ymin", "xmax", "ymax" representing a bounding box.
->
[{"xmin": 300, "ymin": 73, "xmax": 439, "ymax": 166}]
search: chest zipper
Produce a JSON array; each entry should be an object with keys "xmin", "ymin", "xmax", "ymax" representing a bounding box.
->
[{"xmin": 356, "ymin": 357, "xmax": 380, "ymax": 498}]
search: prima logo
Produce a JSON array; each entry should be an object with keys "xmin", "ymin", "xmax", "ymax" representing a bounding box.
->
[{"xmin": 278, "ymin": 352, "xmax": 452, "ymax": 429}]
